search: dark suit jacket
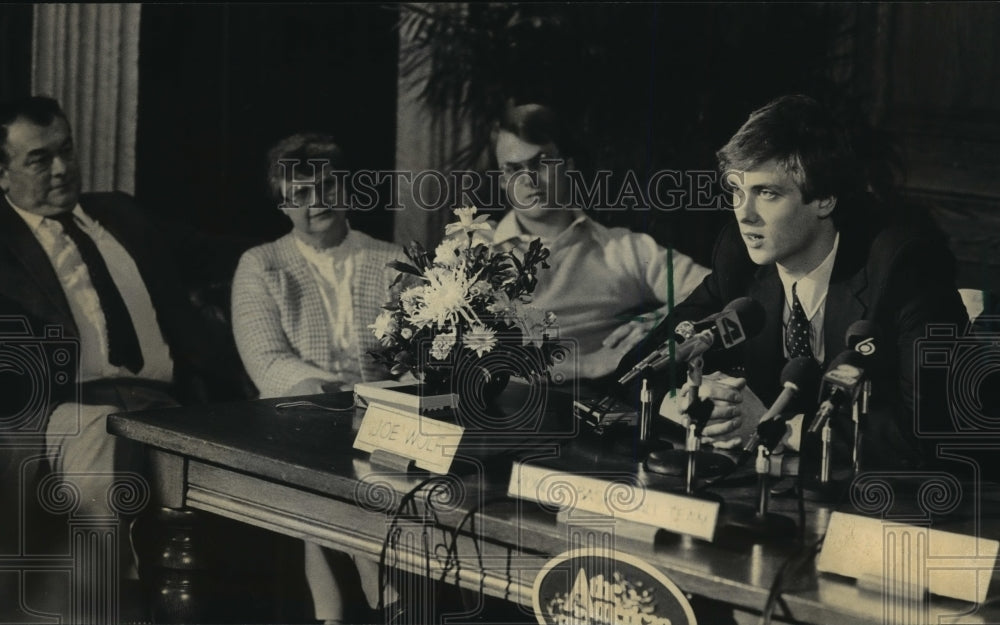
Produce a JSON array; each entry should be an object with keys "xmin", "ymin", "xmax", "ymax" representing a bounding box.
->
[
  {"xmin": 623, "ymin": 202, "xmax": 969, "ymax": 468},
  {"xmin": 0, "ymin": 192, "xmax": 221, "ymax": 426}
]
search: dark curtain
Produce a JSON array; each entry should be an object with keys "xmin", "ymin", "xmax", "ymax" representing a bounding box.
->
[
  {"xmin": 0, "ymin": 6, "xmax": 32, "ymax": 101},
  {"xmin": 135, "ymin": 4, "xmax": 399, "ymax": 244}
]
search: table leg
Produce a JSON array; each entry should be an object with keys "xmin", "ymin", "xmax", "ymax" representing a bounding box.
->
[{"xmin": 136, "ymin": 450, "xmax": 210, "ymax": 623}]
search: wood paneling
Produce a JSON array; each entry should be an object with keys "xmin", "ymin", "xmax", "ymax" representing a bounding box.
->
[{"xmin": 871, "ymin": 4, "xmax": 1000, "ymax": 295}]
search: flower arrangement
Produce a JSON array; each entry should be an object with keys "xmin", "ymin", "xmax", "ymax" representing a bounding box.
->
[{"xmin": 369, "ymin": 207, "xmax": 561, "ymax": 392}]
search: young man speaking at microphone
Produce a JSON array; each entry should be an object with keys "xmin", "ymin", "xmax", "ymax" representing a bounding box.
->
[{"xmin": 621, "ymin": 94, "xmax": 968, "ymax": 468}]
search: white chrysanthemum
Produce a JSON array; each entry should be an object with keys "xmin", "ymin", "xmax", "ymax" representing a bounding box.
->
[
  {"xmin": 430, "ymin": 329, "xmax": 456, "ymax": 360},
  {"xmin": 369, "ymin": 309, "xmax": 397, "ymax": 340},
  {"xmin": 463, "ymin": 323, "xmax": 497, "ymax": 357},
  {"xmin": 434, "ymin": 237, "xmax": 465, "ymax": 267},
  {"xmin": 407, "ymin": 267, "xmax": 480, "ymax": 329}
]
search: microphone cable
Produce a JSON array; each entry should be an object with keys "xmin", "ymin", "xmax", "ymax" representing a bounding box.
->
[
  {"xmin": 273, "ymin": 399, "xmax": 357, "ymax": 412},
  {"xmin": 693, "ymin": 448, "xmax": 755, "ymax": 495},
  {"xmin": 794, "ymin": 480, "xmax": 806, "ymax": 543},
  {"xmin": 377, "ymin": 475, "xmax": 443, "ymax": 614},
  {"xmin": 435, "ymin": 495, "xmax": 515, "ymax": 619},
  {"xmin": 759, "ymin": 535, "xmax": 825, "ymax": 625},
  {"xmin": 760, "ymin": 450, "xmax": 857, "ymax": 624}
]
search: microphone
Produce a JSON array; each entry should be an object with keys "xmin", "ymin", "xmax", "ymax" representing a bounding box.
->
[
  {"xmin": 807, "ymin": 350, "xmax": 867, "ymax": 434},
  {"xmin": 844, "ymin": 320, "xmax": 879, "ymax": 472},
  {"xmin": 845, "ymin": 320, "xmax": 879, "ymax": 408},
  {"xmin": 673, "ymin": 310, "xmax": 726, "ymax": 341},
  {"xmin": 743, "ymin": 357, "xmax": 822, "ymax": 453},
  {"xmin": 673, "ymin": 297, "xmax": 765, "ymax": 345},
  {"xmin": 846, "ymin": 320, "xmax": 880, "ymax": 357},
  {"xmin": 618, "ymin": 297, "xmax": 766, "ymax": 385}
]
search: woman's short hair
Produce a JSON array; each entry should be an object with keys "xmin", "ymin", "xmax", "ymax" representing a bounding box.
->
[{"xmin": 266, "ymin": 133, "xmax": 346, "ymax": 202}]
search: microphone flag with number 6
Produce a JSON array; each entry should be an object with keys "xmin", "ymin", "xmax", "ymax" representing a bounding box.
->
[{"xmin": 808, "ymin": 350, "xmax": 867, "ymax": 434}]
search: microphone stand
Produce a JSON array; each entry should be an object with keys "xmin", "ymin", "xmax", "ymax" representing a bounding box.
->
[
  {"xmin": 644, "ymin": 357, "xmax": 733, "ymax": 493},
  {"xmin": 638, "ymin": 374, "xmax": 653, "ymax": 450},
  {"xmin": 819, "ymin": 418, "xmax": 833, "ymax": 485},
  {"xmin": 719, "ymin": 443, "xmax": 796, "ymax": 542},
  {"xmin": 627, "ymin": 369, "xmax": 667, "ymax": 459},
  {"xmin": 755, "ymin": 447, "xmax": 772, "ymax": 516},
  {"xmin": 682, "ymin": 357, "xmax": 712, "ymax": 494},
  {"xmin": 801, "ymin": 403, "xmax": 851, "ymax": 503},
  {"xmin": 684, "ymin": 420, "xmax": 699, "ymax": 495},
  {"xmin": 852, "ymin": 380, "xmax": 870, "ymax": 475}
]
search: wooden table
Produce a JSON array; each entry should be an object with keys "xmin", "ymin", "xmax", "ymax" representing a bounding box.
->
[{"xmin": 107, "ymin": 386, "xmax": 1000, "ymax": 624}]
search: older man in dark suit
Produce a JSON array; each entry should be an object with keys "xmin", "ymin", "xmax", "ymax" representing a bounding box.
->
[
  {"xmin": 623, "ymin": 94, "xmax": 968, "ymax": 469},
  {"xmin": 0, "ymin": 96, "xmax": 225, "ymax": 595}
]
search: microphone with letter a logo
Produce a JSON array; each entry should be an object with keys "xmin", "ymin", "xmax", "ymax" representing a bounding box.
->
[{"xmin": 618, "ymin": 297, "xmax": 766, "ymax": 385}]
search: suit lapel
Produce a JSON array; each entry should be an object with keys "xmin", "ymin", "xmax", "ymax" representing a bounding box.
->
[
  {"xmin": 0, "ymin": 196, "xmax": 76, "ymax": 330},
  {"xmin": 824, "ymin": 275, "xmax": 866, "ymax": 364},
  {"xmin": 822, "ymin": 227, "xmax": 870, "ymax": 366}
]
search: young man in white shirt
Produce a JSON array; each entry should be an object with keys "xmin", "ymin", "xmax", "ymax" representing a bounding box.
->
[{"xmin": 491, "ymin": 104, "xmax": 710, "ymax": 381}]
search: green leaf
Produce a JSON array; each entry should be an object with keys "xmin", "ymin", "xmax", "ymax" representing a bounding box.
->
[
  {"xmin": 388, "ymin": 260, "xmax": 424, "ymax": 276},
  {"xmin": 508, "ymin": 253, "xmax": 524, "ymax": 272},
  {"xmin": 393, "ymin": 350, "xmax": 411, "ymax": 363}
]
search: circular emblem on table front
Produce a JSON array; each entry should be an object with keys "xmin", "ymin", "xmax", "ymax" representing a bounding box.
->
[{"xmin": 533, "ymin": 548, "xmax": 696, "ymax": 625}]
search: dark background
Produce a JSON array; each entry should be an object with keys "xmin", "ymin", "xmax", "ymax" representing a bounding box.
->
[
  {"xmin": 0, "ymin": 6, "xmax": 32, "ymax": 101},
  {"xmin": 135, "ymin": 3, "xmax": 400, "ymax": 243},
  {"xmin": 1, "ymin": 4, "xmax": 997, "ymax": 293}
]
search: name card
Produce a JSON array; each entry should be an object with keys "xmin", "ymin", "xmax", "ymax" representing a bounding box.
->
[
  {"xmin": 508, "ymin": 461, "xmax": 720, "ymax": 542},
  {"xmin": 354, "ymin": 380, "xmax": 458, "ymax": 413},
  {"xmin": 353, "ymin": 402, "xmax": 464, "ymax": 474},
  {"xmin": 817, "ymin": 511, "xmax": 999, "ymax": 604}
]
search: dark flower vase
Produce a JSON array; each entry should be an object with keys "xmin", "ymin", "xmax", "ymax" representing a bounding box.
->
[
  {"xmin": 418, "ymin": 367, "xmax": 453, "ymax": 397},
  {"xmin": 419, "ymin": 359, "xmax": 512, "ymax": 427},
  {"xmin": 455, "ymin": 363, "xmax": 512, "ymax": 433},
  {"xmin": 466, "ymin": 364, "xmax": 511, "ymax": 406},
  {"xmin": 420, "ymin": 364, "xmax": 510, "ymax": 400}
]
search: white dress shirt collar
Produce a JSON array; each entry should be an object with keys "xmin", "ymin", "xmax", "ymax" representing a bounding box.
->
[
  {"xmin": 293, "ymin": 222, "xmax": 359, "ymax": 264},
  {"xmin": 777, "ymin": 232, "xmax": 840, "ymax": 321},
  {"xmin": 8, "ymin": 200, "xmax": 86, "ymax": 232},
  {"xmin": 492, "ymin": 209, "xmax": 589, "ymax": 249}
]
